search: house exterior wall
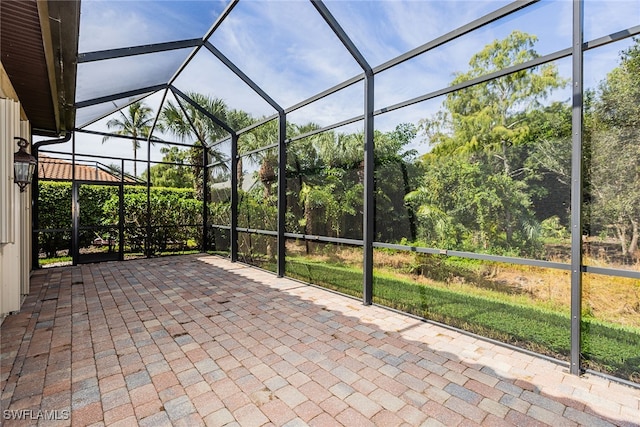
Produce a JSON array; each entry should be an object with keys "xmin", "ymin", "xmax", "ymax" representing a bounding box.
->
[{"xmin": 1, "ymin": 65, "xmax": 32, "ymax": 320}]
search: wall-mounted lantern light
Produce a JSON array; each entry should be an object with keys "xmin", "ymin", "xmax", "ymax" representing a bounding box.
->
[{"xmin": 14, "ymin": 137, "xmax": 37, "ymax": 192}]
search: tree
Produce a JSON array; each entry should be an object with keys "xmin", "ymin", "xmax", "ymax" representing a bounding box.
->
[
  {"xmin": 421, "ymin": 31, "xmax": 567, "ymax": 176},
  {"xmin": 102, "ymin": 101, "xmax": 154, "ymax": 177},
  {"xmin": 588, "ymin": 38, "xmax": 640, "ymax": 259},
  {"xmin": 238, "ymin": 119, "xmax": 280, "ymax": 198},
  {"xmin": 413, "ymin": 31, "xmax": 567, "ymax": 253},
  {"xmin": 284, "ymin": 126, "xmax": 365, "ymax": 242},
  {"xmin": 158, "ymin": 93, "xmax": 231, "ymax": 199},
  {"xmin": 144, "ymin": 147, "xmax": 194, "ymax": 188},
  {"xmin": 406, "ymin": 156, "xmax": 539, "ymax": 254},
  {"xmin": 374, "ymin": 123, "xmax": 419, "ymax": 242},
  {"xmin": 524, "ymin": 101, "xmax": 573, "ymax": 227}
]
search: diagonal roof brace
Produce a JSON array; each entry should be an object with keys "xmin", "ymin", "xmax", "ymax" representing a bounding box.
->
[
  {"xmin": 168, "ymin": 0, "xmax": 240, "ymax": 87},
  {"xmin": 310, "ymin": 0, "xmax": 372, "ymax": 75},
  {"xmin": 372, "ymin": 0, "xmax": 539, "ymax": 74},
  {"xmin": 78, "ymin": 39, "xmax": 203, "ymax": 63},
  {"xmin": 173, "ymin": 88, "xmax": 219, "ymax": 150},
  {"xmin": 75, "ymin": 84, "xmax": 168, "ymax": 109},
  {"xmin": 170, "ymin": 85, "xmax": 236, "ymax": 136},
  {"xmin": 204, "ymin": 41, "xmax": 282, "ymax": 114}
]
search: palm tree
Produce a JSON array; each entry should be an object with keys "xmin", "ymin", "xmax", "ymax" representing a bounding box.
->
[
  {"xmin": 239, "ymin": 119, "xmax": 279, "ymax": 197},
  {"xmin": 157, "ymin": 93, "xmax": 231, "ymax": 199},
  {"xmin": 102, "ymin": 101, "xmax": 154, "ymax": 177}
]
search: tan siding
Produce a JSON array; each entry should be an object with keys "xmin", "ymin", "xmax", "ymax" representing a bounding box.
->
[
  {"xmin": 0, "ymin": 98, "xmax": 19, "ymax": 244},
  {"xmin": 0, "ymin": 97, "xmax": 24, "ymax": 316}
]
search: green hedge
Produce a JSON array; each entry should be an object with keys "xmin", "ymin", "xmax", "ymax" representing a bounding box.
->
[
  {"xmin": 286, "ymin": 257, "xmax": 640, "ymax": 382},
  {"xmin": 38, "ymin": 182, "xmax": 73, "ymax": 257},
  {"xmin": 38, "ymin": 182, "xmax": 213, "ymax": 256}
]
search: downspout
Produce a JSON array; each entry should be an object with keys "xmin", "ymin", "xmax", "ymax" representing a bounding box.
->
[{"xmin": 31, "ymin": 131, "xmax": 73, "ymax": 270}]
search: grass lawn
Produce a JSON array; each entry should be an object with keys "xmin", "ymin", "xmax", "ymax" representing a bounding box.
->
[{"xmin": 285, "ymin": 257, "xmax": 640, "ymax": 383}]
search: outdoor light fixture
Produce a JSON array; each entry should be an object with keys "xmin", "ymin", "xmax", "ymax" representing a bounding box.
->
[{"xmin": 13, "ymin": 137, "xmax": 37, "ymax": 192}]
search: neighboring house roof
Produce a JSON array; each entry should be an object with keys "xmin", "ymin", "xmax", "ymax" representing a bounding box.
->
[{"xmin": 37, "ymin": 154, "xmax": 135, "ymax": 183}]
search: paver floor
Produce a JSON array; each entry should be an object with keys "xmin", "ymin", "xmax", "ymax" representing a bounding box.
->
[{"xmin": 1, "ymin": 254, "xmax": 638, "ymax": 426}]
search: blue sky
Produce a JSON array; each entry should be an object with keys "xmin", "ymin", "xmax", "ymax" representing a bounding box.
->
[{"xmin": 63, "ymin": 0, "xmax": 639, "ymax": 170}]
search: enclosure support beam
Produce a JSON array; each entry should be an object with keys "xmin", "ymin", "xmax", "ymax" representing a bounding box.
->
[
  {"xmin": 146, "ymin": 133, "xmax": 152, "ymax": 258},
  {"xmin": 145, "ymin": 88, "xmax": 169, "ymax": 259},
  {"xmin": 171, "ymin": 86, "xmax": 235, "ymax": 134},
  {"xmin": 78, "ymin": 39, "xmax": 202, "ymax": 63},
  {"xmin": 231, "ymin": 134, "xmax": 239, "ymax": 262},
  {"xmin": 74, "ymin": 84, "xmax": 168, "ymax": 109},
  {"xmin": 168, "ymin": 0, "xmax": 239, "ymax": 87},
  {"xmin": 277, "ymin": 112, "xmax": 287, "ymax": 277},
  {"xmin": 311, "ymin": 0, "xmax": 374, "ymax": 305},
  {"xmin": 31, "ymin": 148, "xmax": 40, "ymax": 270},
  {"xmin": 205, "ymin": 42, "xmax": 282, "ymax": 113},
  {"xmin": 202, "ymin": 146, "xmax": 209, "ymax": 253},
  {"xmin": 119, "ymin": 159, "xmax": 125, "ymax": 261},
  {"xmin": 570, "ymin": 0, "xmax": 585, "ymax": 376},
  {"xmin": 71, "ymin": 183, "xmax": 79, "ymax": 266},
  {"xmin": 363, "ymin": 73, "xmax": 375, "ymax": 305},
  {"xmin": 71, "ymin": 133, "xmax": 78, "ymax": 266}
]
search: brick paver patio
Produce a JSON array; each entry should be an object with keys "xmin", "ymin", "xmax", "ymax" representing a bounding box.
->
[{"xmin": 1, "ymin": 254, "xmax": 638, "ymax": 426}]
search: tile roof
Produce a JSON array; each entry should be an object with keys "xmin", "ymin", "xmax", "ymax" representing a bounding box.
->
[{"xmin": 37, "ymin": 154, "xmax": 133, "ymax": 182}]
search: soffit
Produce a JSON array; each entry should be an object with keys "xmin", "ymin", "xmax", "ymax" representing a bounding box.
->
[{"xmin": 0, "ymin": 0, "xmax": 79, "ymax": 136}]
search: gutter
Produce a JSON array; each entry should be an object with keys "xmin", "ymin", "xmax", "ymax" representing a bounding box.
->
[{"xmin": 32, "ymin": 131, "xmax": 72, "ymax": 270}]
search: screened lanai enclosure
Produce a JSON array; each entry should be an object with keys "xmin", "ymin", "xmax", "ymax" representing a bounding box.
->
[{"xmin": 32, "ymin": 0, "xmax": 640, "ymax": 386}]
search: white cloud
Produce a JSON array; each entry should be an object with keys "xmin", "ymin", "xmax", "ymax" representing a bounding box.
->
[
  {"xmin": 78, "ymin": 0, "xmax": 222, "ymax": 52},
  {"xmin": 287, "ymin": 82, "xmax": 364, "ymax": 127},
  {"xmin": 71, "ymin": 0, "xmax": 638, "ymax": 173},
  {"xmin": 208, "ymin": 0, "xmax": 361, "ymax": 107},
  {"xmin": 171, "ymin": 49, "xmax": 276, "ymax": 118},
  {"xmin": 584, "ymin": 0, "xmax": 639, "ymax": 42},
  {"xmin": 76, "ymin": 49, "xmax": 190, "ymax": 103}
]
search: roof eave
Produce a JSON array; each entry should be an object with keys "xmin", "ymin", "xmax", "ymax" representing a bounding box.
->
[{"xmin": 37, "ymin": 0, "xmax": 80, "ymax": 136}]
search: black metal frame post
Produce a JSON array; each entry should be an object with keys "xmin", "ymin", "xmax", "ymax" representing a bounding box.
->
[
  {"xmin": 119, "ymin": 159, "xmax": 125, "ymax": 261},
  {"xmin": 143, "ymin": 88, "xmax": 170, "ymax": 258},
  {"xmin": 31, "ymin": 148, "xmax": 40, "ymax": 270},
  {"xmin": 71, "ymin": 133, "xmax": 78, "ymax": 265},
  {"xmin": 570, "ymin": 0, "xmax": 584, "ymax": 376},
  {"xmin": 231, "ymin": 134, "xmax": 239, "ymax": 262},
  {"xmin": 202, "ymin": 145, "xmax": 209, "ymax": 252},
  {"xmin": 363, "ymin": 73, "xmax": 374, "ymax": 305},
  {"xmin": 311, "ymin": 0, "xmax": 374, "ymax": 305},
  {"xmin": 146, "ymin": 136, "xmax": 152, "ymax": 258},
  {"xmin": 71, "ymin": 182, "xmax": 79, "ymax": 266},
  {"xmin": 277, "ymin": 112, "xmax": 287, "ymax": 277}
]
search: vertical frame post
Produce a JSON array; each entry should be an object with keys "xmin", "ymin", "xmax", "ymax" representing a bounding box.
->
[
  {"xmin": 119, "ymin": 159, "xmax": 125, "ymax": 261},
  {"xmin": 363, "ymin": 73, "xmax": 374, "ymax": 305},
  {"xmin": 146, "ymin": 138, "xmax": 152, "ymax": 258},
  {"xmin": 277, "ymin": 112, "xmax": 287, "ymax": 277},
  {"xmin": 231, "ymin": 134, "xmax": 239, "ymax": 262},
  {"xmin": 144, "ymin": 87, "xmax": 169, "ymax": 259},
  {"xmin": 570, "ymin": 0, "xmax": 584, "ymax": 376},
  {"xmin": 71, "ymin": 182, "xmax": 79, "ymax": 266},
  {"xmin": 71, "ymin": 133, "xmax": 78, "ymax": 266},
  {"xmin": 31, "ymin": 147, "xmax": 40, "ymax": 270},
  {"xmin": 309, "ymin": 0, "xmax": 374, "ymax": 305},
  {"xmin": 202, "ymin": 146, "xmax": 209, "ymax": 253}
]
